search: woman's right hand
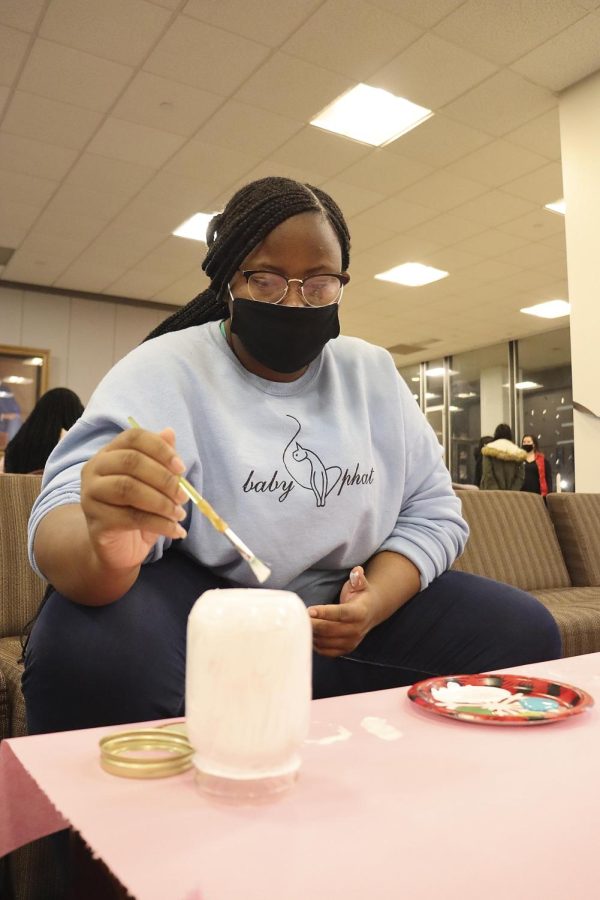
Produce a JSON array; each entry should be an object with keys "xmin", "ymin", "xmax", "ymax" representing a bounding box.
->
[{"xmin": 80, "ymin": 425, "xmax": 188, "ymax": 572}]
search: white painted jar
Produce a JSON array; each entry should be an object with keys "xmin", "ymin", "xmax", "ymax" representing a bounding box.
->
[{"xmin": 186, "ymin": 588, "xmax": 312, "ymax": 800}]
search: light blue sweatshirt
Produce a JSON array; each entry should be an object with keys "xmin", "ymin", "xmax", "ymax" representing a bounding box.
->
[{"xmin": 29, "ymin": 321, "xmax": 468, "ymax": 604}]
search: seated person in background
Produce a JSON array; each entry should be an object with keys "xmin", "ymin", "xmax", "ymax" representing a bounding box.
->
[
  {"xmin": 520, "ymin": 434, "xmax": 552, "ymax": 497},
  {"xmin": 22, "ymin": 177, "xmax": 560, "ymax": 736},
  {"xmin": 4, "ymin": 387, "xmax": 84, "ymax": 475},
  {"xmin": 480, "ymin": 423, "xmax": 526, "ymax": 491}
]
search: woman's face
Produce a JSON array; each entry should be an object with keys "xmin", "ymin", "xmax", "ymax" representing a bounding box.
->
[
  {"xmin": 225, "ymin": 211, "xmax": 346, "ymax": 381},
  {"xmin": 522, "ymin": 436, "xmax": 535, "ymax": 452}
]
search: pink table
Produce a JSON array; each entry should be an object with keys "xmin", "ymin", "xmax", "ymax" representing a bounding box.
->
[{"xmin": 2, "ymin": 653, "xmax": 599, "ymax": 900}]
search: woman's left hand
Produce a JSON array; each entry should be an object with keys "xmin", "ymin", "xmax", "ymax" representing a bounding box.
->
[{"xmin": 309, "ymin": 566, "xmax": 376, "ymax": 658}]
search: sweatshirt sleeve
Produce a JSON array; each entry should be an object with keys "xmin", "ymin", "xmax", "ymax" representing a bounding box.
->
[{"xmin": 378, "ymin": 376, "xmax": 469, "ymax": 590}]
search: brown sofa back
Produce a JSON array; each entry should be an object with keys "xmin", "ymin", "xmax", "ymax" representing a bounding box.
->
[
  {"xmin": 0, "ymin": 473, "xmax": 45, "ymax": 637},
  {"xmin": 452, "ymin": 490, "xmax": 571, "ymax": 591},
  {"xmin": 546, "ymin": 493, "xmax": 600, "ymax": 587}
]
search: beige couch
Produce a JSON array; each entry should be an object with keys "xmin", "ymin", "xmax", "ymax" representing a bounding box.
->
[{"xmin": 452, "ymin": 489, "xmax": 600, "ymax": 657}]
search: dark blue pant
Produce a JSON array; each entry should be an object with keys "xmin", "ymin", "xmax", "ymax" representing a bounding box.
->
[{"xmin": 23, "ymin": 549, "xmax": 562, "ymax": 735}]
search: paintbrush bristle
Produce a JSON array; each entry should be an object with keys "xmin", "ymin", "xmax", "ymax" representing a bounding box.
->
[{"xmin": 249, "ymin": 557, "xmax": 271, "ymax": 584}]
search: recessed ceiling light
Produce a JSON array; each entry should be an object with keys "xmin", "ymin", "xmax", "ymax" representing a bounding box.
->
[
  {"xmin": 425, "ymin": 367, "xmax": 458, "ymax": 377},
  {"xmin": 22, "ymin": 357, "xmax": 44, "ymax": 366},
  {"xmin": 456, "ymin": 391, "xmax": 478, "ymax": 399},
  {"xmin": 520, "ymin": 300, "xmax": 570, "ymax": 319},
  {"xmin": 311, "ymin": 84, "xmax": 432, "ymax": 147},
  {"xmin": 427, "ymin": 404, "xmax": 463, "ymax": 412},
  {"xmin": 544, "ymin": 198, "xmax": 566, "ymax": 215},
  {"xmin": 173, "ymin": 212, "xmax": 218, "ymax": 242},
  {"xmin": 375, "ymin": 262, "xmax": 448, "ymax": 287},
  {"xmin": 4, "ymin": 375, "xmax": 33, "ymax": 384},
  {"xmin": 515, "ymin": 381, "xmax": 542, "ymax": 390}
]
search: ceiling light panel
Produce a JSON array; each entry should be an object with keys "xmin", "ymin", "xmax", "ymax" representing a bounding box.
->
[
  {"xmin": 311, "ymin": 84, "xmax": 432, "ymax": 147},
  {"xmin": 375, "ymin": 262, "xmax": 448, "ymax": 286},
  {"xmin": 520, "ymin": 300, "xmax": 570, "ymax": 319}
]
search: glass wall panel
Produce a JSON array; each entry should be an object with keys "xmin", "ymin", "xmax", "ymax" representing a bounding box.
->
[
  {"xmin": 517, "ymin": 328, "xmax": 573, "ymax": 492},
  {"xmin": 449, "ymin": 343, "xmax": 509, "ymax": 485},
  {"xmin": 424, "ymin": 358, "xmax": 444, "ymax": 447},
  {"xmin": 397, "ymin": 364, "xmax": 421, "ymax": 407}
]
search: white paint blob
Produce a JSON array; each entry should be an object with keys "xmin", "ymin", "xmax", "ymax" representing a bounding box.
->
[
  {"xmin": 305, "ymin": 726, "xmax": 352, "ymax": 745},
  {"xmin": 360, "ymin": 717, "xmax": 403, "ymax": 741}
]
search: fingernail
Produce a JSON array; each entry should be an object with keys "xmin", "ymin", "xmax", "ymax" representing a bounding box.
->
[
  {"xmin": 349, "ymin": 569, "xmax": 359, "ymax": 588},
  {"xmin": 175, "ymin": 525, "xmax": 187, "ymax": 539},
  {"xmin": 308, "ymin": 608, "xmax": 318, "ymax": 617},
  {"xmin": 170, "ymin": 456, "xmax": 186, "ymax": 474},
  {"xmin": 176, "ymin": 486, "xmax": 188, "ymax": 503},
  {"xmin": 174, "ymin": 505, "xmax": 186, "ymax": 521}
]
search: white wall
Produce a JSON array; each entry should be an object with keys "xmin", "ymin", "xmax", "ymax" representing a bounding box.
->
[
  {"xmin": 0, "ymin": 285, "xmax": 168, "ymax": 403},
  {"xmin": 560, "ymin": 70, "xmax": 600, "ymax": 492}
]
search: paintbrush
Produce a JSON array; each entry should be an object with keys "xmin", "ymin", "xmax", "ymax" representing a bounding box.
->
[{"xmin": 126, "ymin": 416, "xmax": 271, "ymax": 584}]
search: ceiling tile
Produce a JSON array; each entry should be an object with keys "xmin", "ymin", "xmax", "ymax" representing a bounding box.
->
[
  {"xmin": 282, "ymin": 0, "xmax": 422, "ymax": 81},
  {"xmin": 64, "ymin": 153, "xmax": 155, "ymax": 200},
  {"xmin": 372, "ymin": 33, "xmax": 496, "ymax": 109},
  {"xmin": 539, "ymin": 232, "xmax": 567, "ymax": 251},
  {"xmin": 0, "ymin": 0, "xmax": 46, "ymax": 31},
  {"xmin": 40, "ymin": 184, "xmax": 129, "ymax": 229},
  {"xmin": 422, "ymin": 246, "xmax": 485, "ymax": 272},
  {"xmin": 19, "ymin": 38, "xmax": 133, "ymax": 112},
  {"xmin": 344, "ymin": 218, "xmax": 396, "ymax": 255},
  {"xmin": 511, "ymin": 12, "xmax": 600, "ymax": 91},
  {"xmin": 2, "ymin": 91, "xmax": 102, "ymax": 150},
  {"xmin": 269, "ymin": 127, "xmax": 371, "ymax": 181},
  {"xmin": 350, "ymin": 196, "xmax": 435, "ymax": 237},
  {"xmin": 501, "ymin": 162, "xmax": 563, "ymax": 205},
  {"xmin": 446, "ymin": 140, "xmax": 549, "ymax": 188},
  {"xmin": 385, "ymin": 114, "xmax": 491, "ymax": 167},
  {"xmin": 234, "ymin": 52, "xmax": 353, "ymax": 121},
  {"xmin": 196, "ymin": 101, "xmax": 304, "ymax": 159},
  {"xmin": 0, "ymin": 24, "xmax": 29, "ymax": 86},
  {"xmin": 405, "ymin": 213, "xmax": 485, "ymax": 247},
  {"xmin": 433, "ymin": 0, "xmax": 586, "ymax": 65},
  {"xmin": 127, "ymin": 235, "xmax": 201, "ymax": 276},
  {"xmin": 494, "ymin": 242, "xmax": 561, "ymax": 270},
  {"xmin": 358, "ymin": 233, "xmax": 442, "ymax": 272},
  {"xmin": 164, "ymin": 138, "xmax": 255, "ymax": 192},
  {"xmin": 111, "ymin": 72, "xmax": 223, "ymax": 137},
  {"xmin": 18, "ymin": 229, "xmax": 96, "ymax": 260},
  {"xmin": 337, "ymin": 149, "xmax": 432, "ymax": 195},
  {"xmin": 397, "ymin": 170, "xmax": 487, "ymax": 212},
  {"xmin": 504, "ymin": 108, "xmax": 562, "ymax": 161},
  {"xmin": 442, "ymin": 70, "xmax": 556, "ymax": 136},
  {"xmin": 144, "ymin": 16, "xmax": 270, "ymax": 95},
  {"xmin": 105, "ymin": 268, "xmax": 166, "ymax": 299},
  {"xmin": 0, "ymin": 200, "xmax": 39, "ymax": 245},
  {"xmin": 452, "ymin": 189, "xmax": 537, "ymax": 227},
  {"xmin": 182, "ymin": 0, "xmax": 323, "ymax": 46},
  {"xmin": 497, "ymin": 208, "xmax": 566, "ymax": 240},
  {"xmin": 318, "ymin": 179, "xmax": 385, "ymax": 218},
  {"xmin": 0, "ymin": 86, "xmax": 8, "ymax": 115},
  {"xmin": 0, "ymin": 132, "xmax": 77, "ymax": 180},
  {"xmin": 33, "ymin": 208, "xmax": 107, "ymax": 243},
  {"xmin": 137, "ymin": 170, "xmax": 216, "ymax": 216},
  {"xmin": 76, "ymin": 225, "xmax": 166, "ymax": 269},
  {"xmin": 451, "ymin": 228, "xmax": 528, "ymax": 257},
  {"xmin": 54, "ymin": 259, "xmax": 131, "ymax": 292},
  {"xmin": 87, "ymin": 118, "xmax": 185, "ymax": 168},
  {"xmin": 0, "ymin": 169, "xmax": 58, "ymax": 207},
  {"xmin": 151, "ymin": 267, "xmax": 209, "ymax": 304},
  {"xmin": 39, "ymin": 0, "xmax": 171, "ymax": 66},
  {"xmin": 111, "ymin": 194, "xmax": 197, "ymax": 234},
  {"xmin": 3, "ymin": 249, "xmax": 75, "ymax": 284},
  {"xmin": 368, "ymin": 0, "xmax": 466, "ymax": 28}
]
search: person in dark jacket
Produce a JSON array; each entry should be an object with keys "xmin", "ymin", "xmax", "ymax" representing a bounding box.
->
[
  {"xmin": 480, "ymin": 424, "xmax": 526, "ymax": 491},
  {"xmin": 473, "ymin": 435, "xmax": 492, "ymax": 487},
  {"xmin": 520, "ymin": 434, "xmax": 552, "ymax": 497},
  {"xmin": 4, "ymin": 387, "xmax": 84, "ymax": 474}
]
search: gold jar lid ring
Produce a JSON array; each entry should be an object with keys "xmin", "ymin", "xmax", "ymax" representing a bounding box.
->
[{"xmin": 99, "ymin": 729, "xmax": 194, "ymax": 779}]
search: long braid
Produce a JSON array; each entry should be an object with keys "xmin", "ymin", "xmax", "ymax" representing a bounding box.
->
[{"xmin": 144, "ymin": 177, "xmax": 351, "ymax": 341}]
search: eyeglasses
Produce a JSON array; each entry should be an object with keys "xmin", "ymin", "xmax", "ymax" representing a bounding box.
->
[{"xmin": 240, "ymin": 270, "xmax": 350, "ymax": 308}]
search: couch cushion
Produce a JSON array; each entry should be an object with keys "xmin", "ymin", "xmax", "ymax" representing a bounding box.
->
[
  {"xmin": 0, "ymin": 637, "xmax": 27, "ymax": 738},
  {"xmin": 546, "ymin": 493, "xmax": 600, "ymax": 587},
  {"xmin": 452, "ymin": 490, "xmax": 571, "ymax": 591},
  {"xmin": 532, "ymin": 587, "xmax": 600, "ymax": 658},
  {"xmin": 0, "ymin": 474, "xmax": 45, "ymax": 638},
  {"xmin": 0, "ymin": 664, "xmax": 8, "ymax": 742}
]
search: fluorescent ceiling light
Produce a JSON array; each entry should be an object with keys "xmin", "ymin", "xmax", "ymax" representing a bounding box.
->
[
  {"xmin": 520, "ymin": 300, "xmax": 570, "ymax": 319},
  {"xmin": 425, "ymin": 367, "xmax": 458, "ymax": 377},
  {"xmin": 515, "ymin": 381, "xmax": 542, "ymax": 390},
  {"xmin": 456, "ymin": 391, "xmax": 478, "ymax": 399},
  {"xmin": 544, "ymin": 198, "xmax": 566, "ymax": 215},
  {"xmin": 425, "ymin": 392, "xmax": 439, "ymax": 399},
  {"xmin": 4, "ymin": 375, "xmax": 33, "ymax": 384},
  {"xmin": 173, "ymin": 212, "xmax": 217, "ymax": 242},
  {"xmin": 311, "ymin": 84, "xmax": 432, "ymax": 147},
  {"xmin": 427, "ymin": 404, "xmax": 463, "ymax": 412},
  {"xmin": 22, "ymin": 356, "xmax": 44, "ymax": 366},
  {"xmin": 411, "ymin": 377, "xmax": 420, "ymax": 382},
  {"xmin": 375, "ymin": 262, "xmax": 448, "ymax": 287}
]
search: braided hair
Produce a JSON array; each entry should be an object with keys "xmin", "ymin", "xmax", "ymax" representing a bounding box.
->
[{"xmin": 145, "ymin": 176, "xmax": 351, "ymax": 340}]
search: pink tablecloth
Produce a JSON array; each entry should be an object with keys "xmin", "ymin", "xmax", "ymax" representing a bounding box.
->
[{"xmin": 2, "ymin": 653, "xmax": 600, "ymax": 900}]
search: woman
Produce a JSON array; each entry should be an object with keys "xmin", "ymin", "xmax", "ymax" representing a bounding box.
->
[
  {"xmin": 480, "ymin": 423, "xmax": 526, "ymax": 491},
  {"xmin": 23, "ymin": 177, "xmax": 560, "ymax": 734},
  {"xmin": 4, "ymin": 387, "xmax": 83, "ymax": 474},
  {"xmin": 521, "ymin": 434, "xmax": 552, "ymax": 497}
]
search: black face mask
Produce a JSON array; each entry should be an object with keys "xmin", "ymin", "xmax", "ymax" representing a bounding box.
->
[
  {"xmin": 522, "ymin": 444, "xmax": 534, "ymax": 452},
  {"xmin": 229, "ymin": 297, "xmax": 340, "ymax": 374}
]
